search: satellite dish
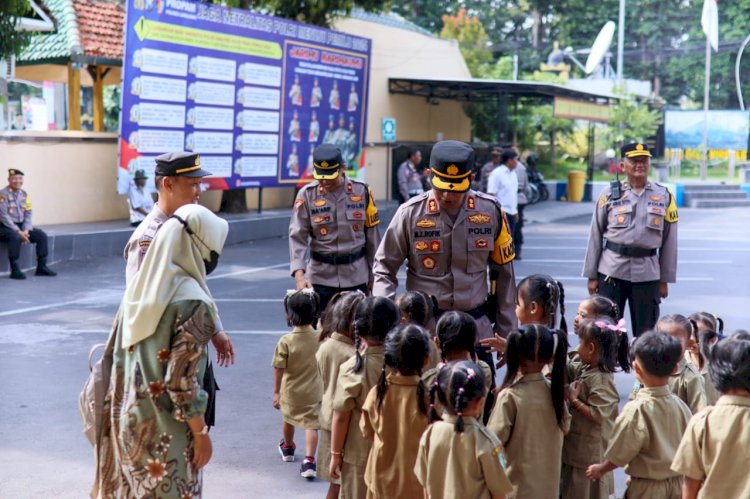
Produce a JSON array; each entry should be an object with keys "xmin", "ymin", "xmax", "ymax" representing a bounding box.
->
[{"xmin": 585, "ymin": 21, "xmax": 616, "ymax": 75}]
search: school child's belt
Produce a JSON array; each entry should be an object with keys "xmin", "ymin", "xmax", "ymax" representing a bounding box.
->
[
  {"xmin": 605, "ymin": 241, "xmax": 657, "ymax": 257},
  {"xmin": 311, "ymin": 247, "xmax": 366, "ymax": 265}
]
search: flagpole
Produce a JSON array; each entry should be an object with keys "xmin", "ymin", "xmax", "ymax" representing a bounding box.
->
[{"xmin": 701, "ymin": 4, "xmax": 712, "ymax": 181}]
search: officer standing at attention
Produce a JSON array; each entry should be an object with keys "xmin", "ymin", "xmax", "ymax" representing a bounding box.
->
[
  {"xmin": 289, "ymin": 143, "xmax": 380, "ymax": 312},
  {"xmin": 396, "ymin": 148, "xmax": 424, "ymax": 202},
  {"xmin": 373, "ymin": 140, "xmax": 517, "ymax": 409},
  {"xmin": 582, "ymin": 142, "xmax": 678, "ymax": 337},
  {"xmin": 0, "ymin": 168, "xmax": 57, "ymax": 279}
]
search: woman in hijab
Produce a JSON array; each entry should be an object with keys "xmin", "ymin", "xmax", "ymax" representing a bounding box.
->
[{"xmin": 95, "ymin": 204, "xmax": 228, "ymax": 498}]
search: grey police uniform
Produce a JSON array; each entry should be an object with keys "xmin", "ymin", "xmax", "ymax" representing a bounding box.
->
[
  {"xmin": 582, "ymin": 179, "xmax": 678, "ymax": 336},
  {"xmin": 124, "ymin": 204, "xmax": 167, "ymax": 285},
  {"xmin": 396, "ymin": 159, "xmax": 424, "ymax": 202}
]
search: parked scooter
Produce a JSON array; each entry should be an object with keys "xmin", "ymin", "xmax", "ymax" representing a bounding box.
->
[{"xmin": 525, "ymin": 153, "xmax": 549, "ymax": 204}]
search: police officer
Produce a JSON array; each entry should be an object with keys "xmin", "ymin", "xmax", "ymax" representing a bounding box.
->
[
  {"xmin": 289, "ymin": 143, "xmax": 380, "ymax": 312},
  {"xmin": 372, "ymin": 140, "xmax": 517, "ymax": 419},
  {"xmin": 396, "ymin": 148, "xmax": 424, "ymax": 202},
  {"xmin": 582, "ymin": 142, "xmax": 678, "ymax": 337},
  {"xmin": 0, "ymin": 168, "xmax": 56, "ymax": 279}
]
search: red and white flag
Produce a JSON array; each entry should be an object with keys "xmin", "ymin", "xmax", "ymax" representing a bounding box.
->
[{"xmin": 702, "ymin": 0, "xmax": 719, "ymax": 51}]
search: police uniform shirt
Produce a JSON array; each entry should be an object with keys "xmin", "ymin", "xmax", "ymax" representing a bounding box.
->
[
  {"xmin": 128, "ymin": 184, "xmax": 155, "ymax": 224},
  {"xmin": 479, "ymin": 161, "xmax": 498, "ymax": 193},
  {"xmin": 605, "ymin": 385, "xmax": 691, "ymax": 482},
  {"xmin": 397, "ymin": 160, "xmax": 424, "ymax": 200},
  {"xmin": 0, "ymin": 185, "xmax": 33, "ymax": 230},
  {"xmin": 668, "ymin": 357, "xmax": 707, "ymax": 414},
  {"xmin": 372, "ymin": 190, "xmax": 516, "ymax": 340},
  {"xmin": 124, "ymin": 204, "xmax": 167, "ymax": 285},
  {"xmin": 515, "ymin": 162, "xmax": 529, "ymax": 205},
  {"xmin": 671, "ymin": 395, "xmax": 750, "ymax": 499},
  {"xmin": 360, "ymin": 373, "xmax": 429, "ymax": 498},
  {"xmin": 289, "ymin": 176, "xmax": 380, "ymax": 288},
  {"xmin": 582, "ymin": 182, "xmax": 678, "ymax": 283},
  {"xmin": 414, "ymin": 415, "xmax": 513, "ymax": 499},
  {"xmin": 271, "ymin": 325, "xmax": 323, "ymax": 429}
]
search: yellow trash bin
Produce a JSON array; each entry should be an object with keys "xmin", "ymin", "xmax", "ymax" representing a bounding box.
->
[{"xmin": 567, "ymin": 170, "xmax": 586, "ymax": 202}]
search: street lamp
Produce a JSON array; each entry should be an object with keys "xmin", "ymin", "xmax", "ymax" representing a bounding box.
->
[{"xmin": 736, "ymin": 33, "xmax": 750, "ymax": 110}]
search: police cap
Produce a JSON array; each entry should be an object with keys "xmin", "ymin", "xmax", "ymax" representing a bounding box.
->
[
  {"xmin": 8, "ymin": 168, "xmax": 24, "ymax": 176},
  {"xmin": 313, "ymin": 144, "xmax": 343, "ymax": 181},
  {"xmin": 154, "ymin": 152, "xmax": 212, "ymax": 177},
  {"xmin": 429, "ymin": 140, "xmax": 474, "ymax": 192},
  {"xmin": 621, "ymin": 142, "xmax": 652, "ymax": 159}
]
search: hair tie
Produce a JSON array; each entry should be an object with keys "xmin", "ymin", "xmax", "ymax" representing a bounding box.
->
[
  {"xmin": 466, "ymin": 368, "xmax": 476, "ymax": 379},
  {"xmin": 457, "ymin": 411, "xmax": 463, "ymax": 416},
  {"xmin": 429, "ymin": 403, "xmax": 434, "ymax": 408},
  {"xmin": 457, "ymin": 387, "xmax": 465, "ymax": 394},
  {"xmin": 552, "ymin": 331, "xmax": 559, "ymax": 353}
]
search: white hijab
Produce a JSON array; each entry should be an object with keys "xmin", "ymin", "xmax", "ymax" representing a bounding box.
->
[{"xmin": 121, "ymin": 204, "xmax": 229, "ymax": 349}]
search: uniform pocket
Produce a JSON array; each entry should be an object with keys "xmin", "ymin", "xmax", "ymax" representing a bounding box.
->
[
  {"xmin": 646, "ymin": 205, "xmax": 664, "ymax": 231},
  {"xmin": 467, "ymin": 235, "xmax": 490, "ymax": 273},
  {"xmin": 610, "ymin": 204, "xmax": 632, "ymax": 227},
  {"xmin": 311, "ymin": 213, "xmax": 334, "ymax": 240},
  {"xmin": 411, "ymin": 239, "xmax": 445, "ymax": 276}
]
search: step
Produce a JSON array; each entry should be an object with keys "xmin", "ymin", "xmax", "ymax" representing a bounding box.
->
[
  {"xmin": 682, "ymin": 184, "xmax": 741, "ymax": 192},
  {"xmin": 689, "ymin": 199, "xmax": 750, "ymax": 208},
  {"xmin": 683, "ymin": 191, "xmax": 749, "ymax": 200}
]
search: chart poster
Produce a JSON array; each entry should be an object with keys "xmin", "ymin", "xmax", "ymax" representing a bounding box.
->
[{"xmin": 118, "ymin": 0, "xmax": 371, "ymax": 193}]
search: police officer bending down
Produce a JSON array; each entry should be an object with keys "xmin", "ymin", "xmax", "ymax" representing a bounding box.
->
[
  {"xmin": 373, "ymin": 140, "xmax": 517, "ymax": 420},
  {"xmin": 289, "ymin": 144, "xmax": 380, "ymax": 312},
  {"xmin": 582, "ymin": 142, "xmax": 678, "ymax": 337}
]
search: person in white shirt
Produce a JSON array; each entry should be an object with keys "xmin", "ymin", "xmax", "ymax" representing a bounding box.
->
[
  {"xmin": 128, "ymin": 169, "xmax": 155, "ymax": 227},
  {"xmin": 487, "ymin": 149, "xmax": 519, "ymax": 238}
]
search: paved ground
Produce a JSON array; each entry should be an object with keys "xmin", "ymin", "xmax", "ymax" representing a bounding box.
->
[{"xmin": 1, "ymin": 202, "xmax": 749, "ymax": 498}]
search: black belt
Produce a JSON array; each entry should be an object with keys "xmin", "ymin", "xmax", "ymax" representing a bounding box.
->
[
  {"xmin": 311, "ymin": 247, "xmax": 366, "ymax": 265},
  {"xmin": 605, "ymin": 240, "xmax": 657, "ymax": 258},
  {"xmin": 435, "ymin": 304, "xmax": 486, "ymax": 321}
]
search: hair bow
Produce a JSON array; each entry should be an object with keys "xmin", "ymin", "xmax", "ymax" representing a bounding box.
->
[{"xmin": 595, "ymin": 318, "xmax": 627, "ymax": 333}]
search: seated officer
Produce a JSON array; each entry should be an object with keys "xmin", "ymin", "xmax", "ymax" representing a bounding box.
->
[{"xmin": 0, "ymin": 168, "xmax": 56, "ymax": 279}]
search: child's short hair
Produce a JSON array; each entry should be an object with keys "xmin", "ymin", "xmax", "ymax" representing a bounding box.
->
[
  {"xmin": 352, "ymin": 296, "xmax": 400, "ymax": 373},
  {"xmin": 431, "ymin": 360, "xmax": 486, "ymax": 433},
  {"xmin": 587, "ymin": 295, "xmax": 620, "ymax": 321},
  {"xmin": 517, "ymin": 274, "xmax": 568, "ymax": 333},
  {"xmin": 376, "ymin": 324, "xmax": 430, "ymax": 415},
  {"xmin": 284, "ymin": 289, "xmax": 320, "ymax": 327},
  {"xmin": 631, "ymin": 331, "xmax": 683, "ymax": 377},
  {"xmin": 396, "ymin": 290, "xmax": 435, "ymax": 329},
  {"xmin": 435, "ymin": 311, "xmax": 477, "ymax": 361},
  {"xmin": 708, "ymin": 337, "xmax": 750, "ymax": 393},
  {"xmin": 578, "ymin": 317, "xmax": 630, "ymax": 373}
]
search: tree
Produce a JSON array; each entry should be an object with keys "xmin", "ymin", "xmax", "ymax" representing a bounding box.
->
[
  {"xmin": 0, "ymin": 0, "xmax": 31, "ymax": 60},
  {"xmin": 243, "ymin": 0, "xmax": 387, "ymax": 28},
  {"xmin": 439, "ymin": 7, "xmax": 492, "ymax": 76},
  {"xmin": 603, "ymin": 87, "xmax": 663, "ymax": 149}
]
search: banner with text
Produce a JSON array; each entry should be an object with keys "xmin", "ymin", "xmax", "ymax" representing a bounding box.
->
[{"xmin": 118, "ymin": 0, "xmax": 371, "ymax": 193}]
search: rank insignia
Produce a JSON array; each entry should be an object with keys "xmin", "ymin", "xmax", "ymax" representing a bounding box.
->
[
  {"xmin": 352, "ymin": 211, "xmax": 363, "ymax": 219},
  {"xmin": 353, "ymin": 223, "xmax": 361, "ymax": 232},
  {"xmin": 318, "ymin": 186, "xmax": 325, "ymax": 195},
  {"xmin": 347, "ymin": 183, "xmax": 353, "ymax": 192},
  {"xmin": 467, "ymin": 196, "xmax": 475, "ymax": 210},
  {"xmin": 314, "ymin": 199, "xmax": 326, "ymax": 207},
  {"xmin": 415, "ymin": 241, "xmax": 428, "ymax": 252},
  {"xmin": 617, "ymin": 215, "xmax": 626, "ymax": 224},
  {"xmin": 416, "ymin": 218, "xmax": 437, "ymax": 228},
  {"xmin": 653, "ymin": 217, "xmax": 661, "ymax": 226},
  {"xmin": 598, "ymin": 195, "xmax": 606, "ymax": 207},
  {"xmin": 313, "ymin": 215, "xmax": 330, "ymax": 223},
  {"xmin": 0, "ymin": 195, "xmax": 4, "ymax": 203},
  {"xmin": 428, "ymin": 199, "xmax": 438, "ymax": 213},
  {"xmin": 468, "ymin": 213, "xmax": 491, "ymax": 224},
  {"xmin": 350, "ymin": 195, "xmax": 362, "ymax": 202},
  {"xmin": 617, "ymin": 206, "xmax": 628, "ymax": 213},
  {"xmin": 650, "ymin": 195, "xmax": 662, "ymax": 201},
  {"xmin": 421, "ymin": 256, "xmax": 436, "ymax": 269},
  {"xmin": 430, "ymin": 240, "xmax": 441, "ymax": 252},
  {"xmin": 320, "ymin": 227, "xmax": 329, "ymax": 236},
  {"xmin": 294, "ymin": 199, "xmax": 304, "ymax": 210},
  {"xmin": 475, "ymin": 238, "xmax": 489, "ymax": 249}
]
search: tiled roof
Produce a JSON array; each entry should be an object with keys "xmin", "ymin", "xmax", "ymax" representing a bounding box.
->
[
  {"xmin": 74, "ymin": 0, "xmax": 124, "ymax": 60},
  {"xmin": 18, "ymin": 0, "xmax": 124, "ymax": 64}
]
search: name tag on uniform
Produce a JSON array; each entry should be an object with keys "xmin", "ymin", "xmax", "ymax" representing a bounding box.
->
[{"xmin": 647, "ymin": 206, "xmax": 665, "ymax": 215}]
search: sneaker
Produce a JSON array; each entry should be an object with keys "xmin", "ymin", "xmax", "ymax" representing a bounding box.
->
[
  {"xmin": 278, "ymin": 439, "xmax": 295, "ymax": 462},
  {"xmin": 300, "ymin": 456, "xmax": 316, "ymax": 479}
]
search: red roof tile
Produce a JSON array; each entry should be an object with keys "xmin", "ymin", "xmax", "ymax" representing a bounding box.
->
[{"xmin": 73, "ymin": 0, "xmax": 124, "ymax": 60}]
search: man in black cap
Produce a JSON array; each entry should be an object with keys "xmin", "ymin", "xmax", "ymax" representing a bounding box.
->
[
  {"xmin": 123, "ymin": 152, "xmax": 235, "ymax": 368},
  {"xmin": 0, "ymin": 168, "xmax": 56, "ymax": 279},
  {"xmin": 373, "ymin": 139, "xmax": 517, "ymax": 421},
  {"xmin": 582, "ymin": 142, "xmax": 678, "ymax": 337},
  {"xmin": 289, "ymin": 143, "xmax": 381, "ymax": 313},
  {"xmin": 127, "ymin": 169, "xmax": 155, "ymax": 227}
]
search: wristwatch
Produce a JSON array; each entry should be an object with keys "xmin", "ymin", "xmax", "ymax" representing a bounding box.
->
[{"xmin": 193, "ymin": 425, "xmax": 209, "ymax": 436}]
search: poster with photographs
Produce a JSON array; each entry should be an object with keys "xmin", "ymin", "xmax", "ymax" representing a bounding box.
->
[{"xmin": 118, "ymin": 0, "xmax": 370, "ymax": 193}]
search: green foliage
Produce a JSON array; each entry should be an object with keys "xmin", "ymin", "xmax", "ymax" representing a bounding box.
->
[
  {"xmin": 558, "ymin": 126, "xmax": 590, "ymax": 163},
  {"xmin": 603, "ymin": 86, "xmax": 662, "ymax": 147},
  {"xmin": 103, "ymin": 85, "xmax": 121, "ymax": 133},
  {"xmin": 439, "ymin": 7, "xmax": 491, "ymax": 76},
  {"xmin": 242, "ymin": 0, "xmax": 387, "ymax": 27},
  {"xmin": 0, "ymin": 0, "xmax": 32, "ymax": 60}
]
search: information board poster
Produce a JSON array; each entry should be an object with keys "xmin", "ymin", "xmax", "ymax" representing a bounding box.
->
[{"xmin": 118, "ymin": 0, "xmax": 371, "ymax": 193}]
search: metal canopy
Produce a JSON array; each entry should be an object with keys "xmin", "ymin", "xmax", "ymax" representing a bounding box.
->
[{"xmin": 388, "ymin": 77, "xmax": 618, "ymax": 103}]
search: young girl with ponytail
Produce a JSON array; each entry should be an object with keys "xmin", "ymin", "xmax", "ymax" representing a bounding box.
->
[
  {"xmin": 487, "ymin": 324, "xmax": 570, "ymax": 499},
  {"xmin": 360, "ymin": 324, "xmax": 431, "ymax": 498},
  {"xmin": 415, "ymin": 361, "xmax": 513, "ymax": 499}
]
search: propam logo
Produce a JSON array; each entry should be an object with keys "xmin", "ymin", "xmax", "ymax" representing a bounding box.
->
[{"xmin": 166, "ymin": 0, "xmax": 197, "ymax": 14}]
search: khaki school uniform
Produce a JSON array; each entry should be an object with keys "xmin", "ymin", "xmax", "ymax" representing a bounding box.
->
[
  {"xmin": 669, "ymin": 357, "xmax": 707, "ymax": 414},
  {"xmin": 488, "ymin": 372, "xmax": 571, "ymax": 499},
  {"xmin": 415, "ymin": 415, "xmax": 513, "ymax": 499},
  {"xmin": 332, "ymin": 345, "xmax": 385, "ymax": 499},
  {"xmin": 360, "ymin": 373, "xmax": 429, "ymax": 499},
  {"xmin": 422, "ymin": 360, "xmax": 493, "ymax": 415},
  {"xmin": 671, "ymin": 395, "xmax": 750, "ymax": 499},
  {"xmin": 605, "ymin": 385, "xmax": 691, "ymax": 499},
  {"xmin": 561, "ymin": 367, "xmax": 620, "ymax": 499},
  {"xmin": 316, "ymin": 332, "xmax": 356, "ymax": 483},
  {"xmin": 271, "ymin": 325, "xmax": 323, "ymax": 429},
  {"xmin": 684, "ymin": 352, "xmax": 720, "ymax": 406}
]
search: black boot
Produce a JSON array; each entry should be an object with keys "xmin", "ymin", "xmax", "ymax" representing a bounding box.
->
[
  {"xmin": 10, "ymin": 262, "xmax": 26, "ymax": 280},
  {"xmin": 35, "ymin": 257, "xmax": 57, "ymax": 276}
]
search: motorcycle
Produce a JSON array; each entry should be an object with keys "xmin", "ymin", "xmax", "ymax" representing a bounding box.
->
[{"xmin": 525, "ymin": 153, "xmax": 549, "ymax": 204}]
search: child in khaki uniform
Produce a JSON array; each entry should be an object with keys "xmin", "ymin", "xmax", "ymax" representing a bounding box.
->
[
  {"xmin": 330, "ymin": 297, "xmax": 399, "ymax": 499},
  {"xmin": 561, "ymin": 317, "xmax": 630, "ymax": 499},
  {"xmin": 658, "ymin": 315, "xmax": 707, "ymax": 414},
  {"xmin": 272, "ymin": 289, "xmax": 324, "ymax": 478},
  {"xmin": 488, "ymin": 324, "xmax": 570, "ymax": 499},
  {"xmin": 396, "ymin": 291, "xmax": 440, "ymax": 370},
  {"xmin": 360, "ymin": 324, "xmax": 431, "ymax": 498},
  {"xmin": 671, "ymin": 336, "xmax": 750, "ymax": 499},
  {"xmin": 587, "ymin": 332, "xmax": 691, "ymax": 499},
  {"xmin": 316, "ymin": 291, "xmax": 365, "ymax": 499},
  {"xmin": 416, "ymin": 361, "xmax": 513, "ymax": 499},
  {"xmin": 686, "ymin": 312, "xmax": 725, "ymax": 405}
]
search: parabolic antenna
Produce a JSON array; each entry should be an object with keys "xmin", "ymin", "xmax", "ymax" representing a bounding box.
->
[{"xmin": 585, "ymin": 21, "xmax": 616, "ymax": 74}]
